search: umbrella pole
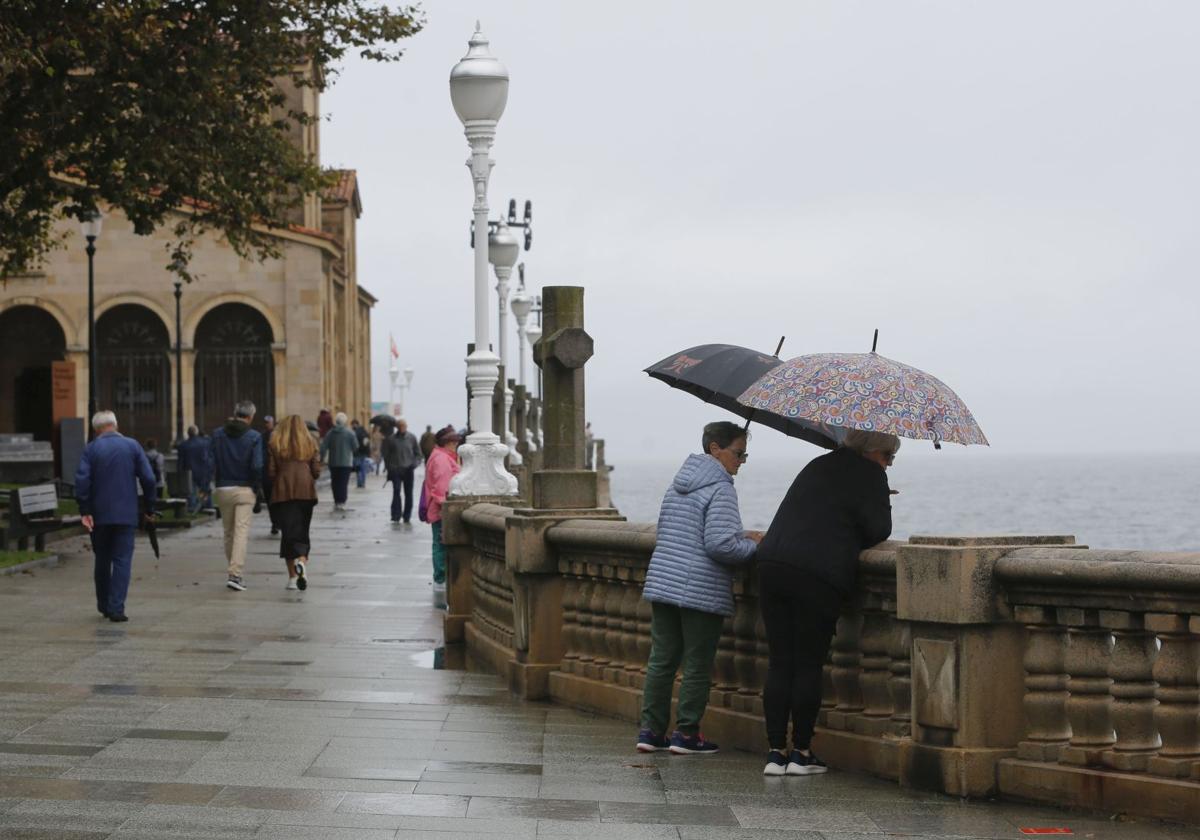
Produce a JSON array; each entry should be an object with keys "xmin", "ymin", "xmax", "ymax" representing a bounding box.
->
[
  {"xmin": 744, "ymin": 335, "xmax": 787, "ymax": 432},
  {"xmin": 871, "ymin": 329, "xmax": 878, "ymax": 353}
]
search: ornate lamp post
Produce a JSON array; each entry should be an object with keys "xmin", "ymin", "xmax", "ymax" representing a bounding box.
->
[
  {"xmin": 510, "ymin": 265, "xmax": 533, "ymax": 389},
  {"xmin": 448, "ymin": 22, "xmax": 518, "ymax": 496},
  {"xmin": 172, "ymin": 279, "xmax": 188, "ymax": 443},
  {"xmin": 524, "ymin": 314, "xmax": 543, "ymax": 448},
  {"xmin": 389, "ymin": 363, "xmax": 400, "ymax": 416},
  {"xmin": 488, "ymin": 220, "xmax": 521, "ymax": 465},
  {"xmin": 399, "ymin": 365, "xmax": 414, "ymax": 418},
  {"xmin": 79, "ymin": 211, "xmax": 103, "ymax": 423}
]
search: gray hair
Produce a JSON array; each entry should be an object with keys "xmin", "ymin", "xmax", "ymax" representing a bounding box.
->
[
  {"xmin": 334, "ymin": 412, "xmax": 348, "ymax": 427},
  {"xmin": 842, "ymin": 429, "xmax": 901, "ymax": 455},
  {"xmin": 187, "ymin": 425, "xmax": 198, "ymax": 437},
  {"xmin": 91, "ymin": 410, "xmax": 117, "ymax": 431},
  {"xmin": 234, "ymin": 400, "xmax": 256, "ymax": 419},
  {"xmin": 701, "ymin": 421, "xmax": 747, "ymax": 455}
]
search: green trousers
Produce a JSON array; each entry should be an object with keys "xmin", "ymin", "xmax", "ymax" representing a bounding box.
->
[
  {"xmin": 640, "ymin": 601, "xmax": 725, "ymax": 736},
  {"xmin": 431, "ymin": 521, "xmax": 446, "ymax": 584}
]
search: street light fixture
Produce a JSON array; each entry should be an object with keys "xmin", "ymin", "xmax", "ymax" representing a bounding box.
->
[
  {"xmin": 489, "ymin": 220, "xmax": 522, "ymax": 465},
  {"xmin": 510, "ymin": 264, "xmax": 533, "ymax": 389},
  {"xmin": 389, "ymin": 363, "xmax": 400, "ymax": 416},
  {"xmin": 448, "ymin": 22, "xmax": 518, "ymax": 496},
  {"xmin": 79, "ymin": 210, "xmax": 103, "ymax": 425},
  {"xmin": 399, "ymin": 365, "xmax": 415, "ymax": 418}
]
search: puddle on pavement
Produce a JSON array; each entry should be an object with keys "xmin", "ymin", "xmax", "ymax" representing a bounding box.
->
[{"xmin": 409, "ymin": 646, "xmax": 466, "ymax": 670}]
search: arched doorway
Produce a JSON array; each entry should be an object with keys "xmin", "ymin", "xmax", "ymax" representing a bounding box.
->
[
  {"xmin": 194, "ymin": 303, "xmax": 275, "ymax": 434},
  {"xmin": 0, "ymin": 306, "xmax": 66, "ymax": 441},
  {"xmin": 96, "ymin": 304, "xmax": 171, "ymax": 446}
]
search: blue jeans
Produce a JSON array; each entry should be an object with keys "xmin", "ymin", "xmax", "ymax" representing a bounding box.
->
[
  {"xmin": 354, "ymin": 456, "xmax": 370, "ymax": 488},
  {"xmin": 92, "ymin": 524, "xmax": 136, "ymax": 616}
]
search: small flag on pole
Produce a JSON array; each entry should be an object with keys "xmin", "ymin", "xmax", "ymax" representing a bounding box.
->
[{"xmin": 389, "ymin": 334, "xmax": 399, "ymax": 360}]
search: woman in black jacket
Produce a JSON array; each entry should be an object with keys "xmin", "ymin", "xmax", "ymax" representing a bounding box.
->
[{"xmin": 755, "ymin": 429, "xmax": 897, "ymax": 776}]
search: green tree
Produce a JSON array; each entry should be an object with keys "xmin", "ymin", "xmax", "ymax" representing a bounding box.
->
[{"xmin": 0, "ymin": 1, "xmax": 423, "ymax": 280}]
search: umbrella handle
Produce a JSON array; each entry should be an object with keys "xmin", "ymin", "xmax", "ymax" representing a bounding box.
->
[{"xmin": 744, "ymin": 336, "xmax": 785, "ymax": 433}]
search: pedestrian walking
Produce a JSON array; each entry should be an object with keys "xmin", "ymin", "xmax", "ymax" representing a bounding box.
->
[
  {"xmin": 74, "ymin": 410, "xmax": 158, "ymax": 622},
  {"xmin": 755, "ymin": 429, "xmax": 895, "ymax": 777},
  {"xmin": 370, "ymin": 424, "xmax": 384, "ymax": 474},
  {"xmin": 177, "ymin": 426, "xmax": 213, "ymax": 513},
  {"xmin": 418, "ymin": 424, "xmax": 436, "ymax": 463},
  {"xmin": 261, "ymin": 415, "xmax": 279, "ymax": 535},
  {"xmin": 351, "ymin": 419, "xmax": 371, "ymax": 488},
  {"xmin": 267, "ymin": 415, "xmax": 321, "ymax": 591},
  {"xmin": 143, "ymin": 438, "xmax": 165, "ymax": 499},
  {"xmin": 211, "ymin": 400, "xmax": 263, "ymax": 592},
  {"xmin": 382, "ymin": 418, "xmax": 422, "ymax": 526},
  {"xmin": 636, "ymin": 421, "xmax": 761, "ymax": 756},
  {"xmin": 422, "ymin": 425, "xmax": 460, "ymax": 587},
  {"xmin": 320, "ymin": 412, "xmax": 356, "ymax": 511},
  {"xmin": 316, "ymin": 408, "xmax": 333, "ymax": 439}
]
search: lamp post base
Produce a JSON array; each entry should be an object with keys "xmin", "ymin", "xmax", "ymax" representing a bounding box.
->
[{"xmin": 450, "ymin": 435, "xmax": 518, "ymax": 497}]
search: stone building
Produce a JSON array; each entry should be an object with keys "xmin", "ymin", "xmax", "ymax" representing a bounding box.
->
[{"xmin": 0, "ymin": 77, "xmax": 373, "ymax": 448}]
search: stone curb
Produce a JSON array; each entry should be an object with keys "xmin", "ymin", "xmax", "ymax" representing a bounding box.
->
[{"xmin": 0, "ymin": 554, "xmax": 61, "ymax": 576}]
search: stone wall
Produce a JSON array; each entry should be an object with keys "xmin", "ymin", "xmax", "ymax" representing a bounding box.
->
[{"xmin": 443, "ymin": 506, "xmax": 1200, "ymax": 824}]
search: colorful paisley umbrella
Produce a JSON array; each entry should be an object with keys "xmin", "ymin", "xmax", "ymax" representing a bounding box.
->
[{"xmin": 736, "ymin": 352, "xmax": 988, "ymax": 448}]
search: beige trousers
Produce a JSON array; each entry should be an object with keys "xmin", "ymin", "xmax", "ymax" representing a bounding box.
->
[{"xmin": 214, "ymin": 486, "xmax": 256, "ymax": 577}]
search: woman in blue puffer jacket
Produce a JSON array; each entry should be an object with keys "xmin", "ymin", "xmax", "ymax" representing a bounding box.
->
[{"xmin": 636, "ymin": 421, "xmax": 762, "ymax": 755}]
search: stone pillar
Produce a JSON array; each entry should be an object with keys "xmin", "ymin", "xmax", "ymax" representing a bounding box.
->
[
  {"xmin": 894, "ymin": 536, "xmax": 1077, "ymax": 796},
  {"xmin": 1101, "ymin": 610, "xmax": 1160, "ymax": 771},
  {"xmin": 1146, "ymin": 613, "xmax": 1200, "ymax": 778},
  {"xmin": 1059, "ymin": 609, "xmax": 1115, "ymax": 766},
  {"xmin": 1015, "ymin": 606, "xmax": 1072, "ymax": 762}
]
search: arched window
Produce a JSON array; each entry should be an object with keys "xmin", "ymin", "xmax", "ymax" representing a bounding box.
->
[
  {"xmin": 96, "ymin": 304, "xmax": 171, "ymax": 446},
  {"xmin": 0, "ymin": 305, "xmax": 67, "ymax": 440},
  {"xmin": 194, "ymin": 303, "xmax": 275, "ymax": 434}
]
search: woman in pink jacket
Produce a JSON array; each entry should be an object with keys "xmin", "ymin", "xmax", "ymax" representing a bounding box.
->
[{"xmin": 424, "ymin": 426, "xmax": 461, "ymax": 587}]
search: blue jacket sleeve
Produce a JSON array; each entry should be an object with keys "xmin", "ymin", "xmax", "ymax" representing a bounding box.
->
[
  {"xmin": 209, "ymin": 435, "xmax": 220, "ymax": 483},
  {"xmin": 74, "ymin": 447, "xmax": 93, "ymax": 516},
  {"xmin": 135, "ymin": 445, "xmax": 158, "ymax": 505},
  {"xmin": 702, "ymin": 483, "xmax": 757, "ymax": 566}
]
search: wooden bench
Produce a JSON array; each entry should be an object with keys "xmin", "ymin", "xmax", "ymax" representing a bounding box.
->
[{"xmin": 0, "ymin": 485, "xmax": 61, "ymax": 551}]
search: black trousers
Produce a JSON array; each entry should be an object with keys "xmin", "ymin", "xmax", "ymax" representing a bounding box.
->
[
  {"xmin": 388, "ymin": 467, "xmax": 415, "ymax": 522},
  {"xmin": 759, "ymin": 563, "xmax": 843, "ymax": 750},
  {"xmin": 272, "ymin": 499, "xmax": 315, "ymax": 561},
  {"xmin": 330, "ymin": 466, "xmax": 352, "ymax": 504}
]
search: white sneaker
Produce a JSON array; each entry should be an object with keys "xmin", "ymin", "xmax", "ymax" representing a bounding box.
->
[
  {"xmin": 294, "ymin": 560, "xmax": 307, "ymax": 591},
  {"xmin": 286, "ymin": 578, "xmax": 298, "ymax": 590}
]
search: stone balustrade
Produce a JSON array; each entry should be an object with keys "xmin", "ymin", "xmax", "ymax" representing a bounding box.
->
[{"xmin": 440, "ymin": 502, "xmax": 1200, "ymax": 824}]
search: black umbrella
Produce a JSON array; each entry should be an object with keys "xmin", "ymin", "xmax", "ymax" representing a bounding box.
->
[
  {"xmin": 143, "ymin": 511, "xmax": 160, "ymax": 559},
  {"xmin": 369, "ymin": 414, "xmax": 397, "ymax": 432},
  {"xmin": 644, "ymin": 341, "xmax": 837, "ymax": 450}
]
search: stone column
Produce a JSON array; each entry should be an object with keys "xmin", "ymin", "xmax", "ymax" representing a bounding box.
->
[
  {"xmin": 1015, "ymin": 606, "xmax": 1072, "ymax": 762},
  {"xmin": 1146, "ymin": 613, "xmax": 1200, "ymax": 778},
  {"xmin": 1059, "ymin": 609, "xmax": 1115, "ymax": 766},
  {"xmin": 1101, "ymin": 610, "xmax": 1160, "ymax": 771}
]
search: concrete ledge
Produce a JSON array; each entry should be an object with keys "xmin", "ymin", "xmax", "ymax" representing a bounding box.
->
[
  {"xmin": 0, "ymin": 554, "xmax": 60, "ymax": 576},
  {"xmin": 998, "ymin": 758, "xmax": 1200, "ymax": 824},
  {"xmin": 464, "ymin": 622, "xmax": 515, "ymax": 686},
  {"xmin": 900, "ymin": 741, "xmax": 1015, "ymax": 797}
]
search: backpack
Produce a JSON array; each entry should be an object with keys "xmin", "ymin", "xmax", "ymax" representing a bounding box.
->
[{"xmin": 418, "ymin": 479, "xmax": 430, "ymax": 523}]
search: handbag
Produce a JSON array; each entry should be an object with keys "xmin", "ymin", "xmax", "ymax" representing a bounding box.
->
[{"xmin": 418, "ymin": 479, "xmax": 430, "ymax": 523}]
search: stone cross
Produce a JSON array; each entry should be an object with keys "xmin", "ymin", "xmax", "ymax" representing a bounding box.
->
[{"xmin": 531, "ymin": 286, "xmax": 596, "ymax": 508}]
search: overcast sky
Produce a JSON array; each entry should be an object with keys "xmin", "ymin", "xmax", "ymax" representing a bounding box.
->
[{"xmin": 321, "ymin": 1, "xmax": 1200, "ymax": 465}]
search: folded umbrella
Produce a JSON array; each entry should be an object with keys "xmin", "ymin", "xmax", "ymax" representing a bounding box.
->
[
  {"xmin": 737, "ymin": 352, "xmax": 988, "ymax": 448},
  {"xmin": 644, "ymin": 342, "xmax": 837, "ymax": 449}
]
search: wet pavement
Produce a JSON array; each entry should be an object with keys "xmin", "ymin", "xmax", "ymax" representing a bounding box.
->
[{"xmin": 0, "ymin": 478, "xmax": 1192, "ymax": 839}]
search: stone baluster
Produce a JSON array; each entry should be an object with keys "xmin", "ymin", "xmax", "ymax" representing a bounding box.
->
[
  {"xmin": 1059, "ymin": 608, "xmax": 1115, "ymax": 766},
  {"xmin": 731, "ymin": 600, "xmax": 760, "ymax": 714},
  {"xmin": 1014, "ymin": 606, "xmax": 1072, "ymax": 762},
  {"xmin": 748, "ymin": 611, "xmax": 769, "ymax": 717},
  {"xmin": 818, "ymin": 643, "xmax": 836, "ymax": 728},
  {"xmin": 1146, "ymin": 613, "xmax": 1200, "ymax": 778},
  {"xmin": 827, "ymin": 607, "xmax": 865, "ymax": 730},
  {"xmin": 886, "ymin": 608, "xmax": 912, "ymax": 736},
  {"xmin": 574, "ymin": 577, "xmax": 596, "ymax": 668},
  {"xmin": 602, "ymin": 574, "xmax": 625, "ymax": 680},
  {"xmin": 633, "ymin": 596, "xmax": 653, "ymax": 688},
  {"xmin": 560, "ymin": 570, "xmax": 581, "ymax": 671},
  {"xmin": 587, "ymin": 575, "xmax": 610, "ymax": 678},
  {"xmin": 710, "ymin": 612, "xmax": 738, "ymax": 710},
  {"xmin": 1100, "ymin": 610, "xmax": 1160, "ymax": 771},
  {"xmin": 619, "ymin": 582, "xmax": 642, "ymax": 687},
  {"xmin": 855, "ymin": 596, "xmax": 894, "ymax": 735}
]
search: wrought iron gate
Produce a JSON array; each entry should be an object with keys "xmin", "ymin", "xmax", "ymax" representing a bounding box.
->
[
  {"xmin": 97, "ymin": 306, "xmax": 170, "ymax": 445},
  {"xmin": 193, "ymin": 305, "xmax": 275, "ymax": 434}
]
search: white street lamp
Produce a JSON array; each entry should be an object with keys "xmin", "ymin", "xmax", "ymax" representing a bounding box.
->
[
  {"xmin": 489, "ymin": 221, "xmax": 522, "ymax": 466},
  {"xmin": 524, "ymin": 318, "xmax": 543, "ymax": 448},
  {"xmin": 389, "ymin": 363, "xmax": 400, "ymax": 416},
  {"xmin": 449, "ymin": 22, "xmax": 518, "ymax": 496},
  {"xmin": 399, "ymin": 366, "xmax": 414, "ymax": 418},
  {"xmin": 510, "ymin": 272, "xmax": 533, "ymax": 389}
]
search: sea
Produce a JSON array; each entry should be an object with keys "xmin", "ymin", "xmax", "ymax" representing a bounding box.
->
[{"xmin": 609, "ymin": 453, "xmax": 1200, "ymax": 552}]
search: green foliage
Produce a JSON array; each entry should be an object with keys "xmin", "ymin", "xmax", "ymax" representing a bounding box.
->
[
  {"xmin": 0, "ymin": 550, "xmax": 50, "ymax": 570},
  {"xmin": 0, "ymin": 1, "xmax": 423, "ymax": 280}
]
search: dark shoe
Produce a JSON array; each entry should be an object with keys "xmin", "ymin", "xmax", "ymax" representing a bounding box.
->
[
  {"xmin": 270, "ymin": 527, "xmax": 279, "ymax": 536},
  {"xmin": 226, "ymin": 575, "xmax": 246, "ymax": 592},
  {"xmin": 669, "ymin": 731, "xmax": 718, "ymax": 755},
  {"xmin": 295, "ymin": 560, "xmax": 307, "ymax": 591},
  {"xmin": 763, "ymin": 749, "xmax": 788, "ymax": 776},
  {"xmin": 635, "ymin": 728, "xmax": 670, "ymax": 753},
  {"xmin": 108, "ymin": 613, "xmax": 129, "ymax": 622},
  {"xmin": 786, "ymin": 749, "xmax": 827, "ymax": 775},
  {"xmin": 97, "ymin": 608, "xmax": 109, "ymax": 618}
]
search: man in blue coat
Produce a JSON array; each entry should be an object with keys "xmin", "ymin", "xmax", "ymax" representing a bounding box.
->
[
  {"xmin": 74, "ymin": 410, "xmax": 158, "ymax": 622},
  {"xmin": 177, "ymin": 425, "xmax": 213, "ymax": 513}
]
